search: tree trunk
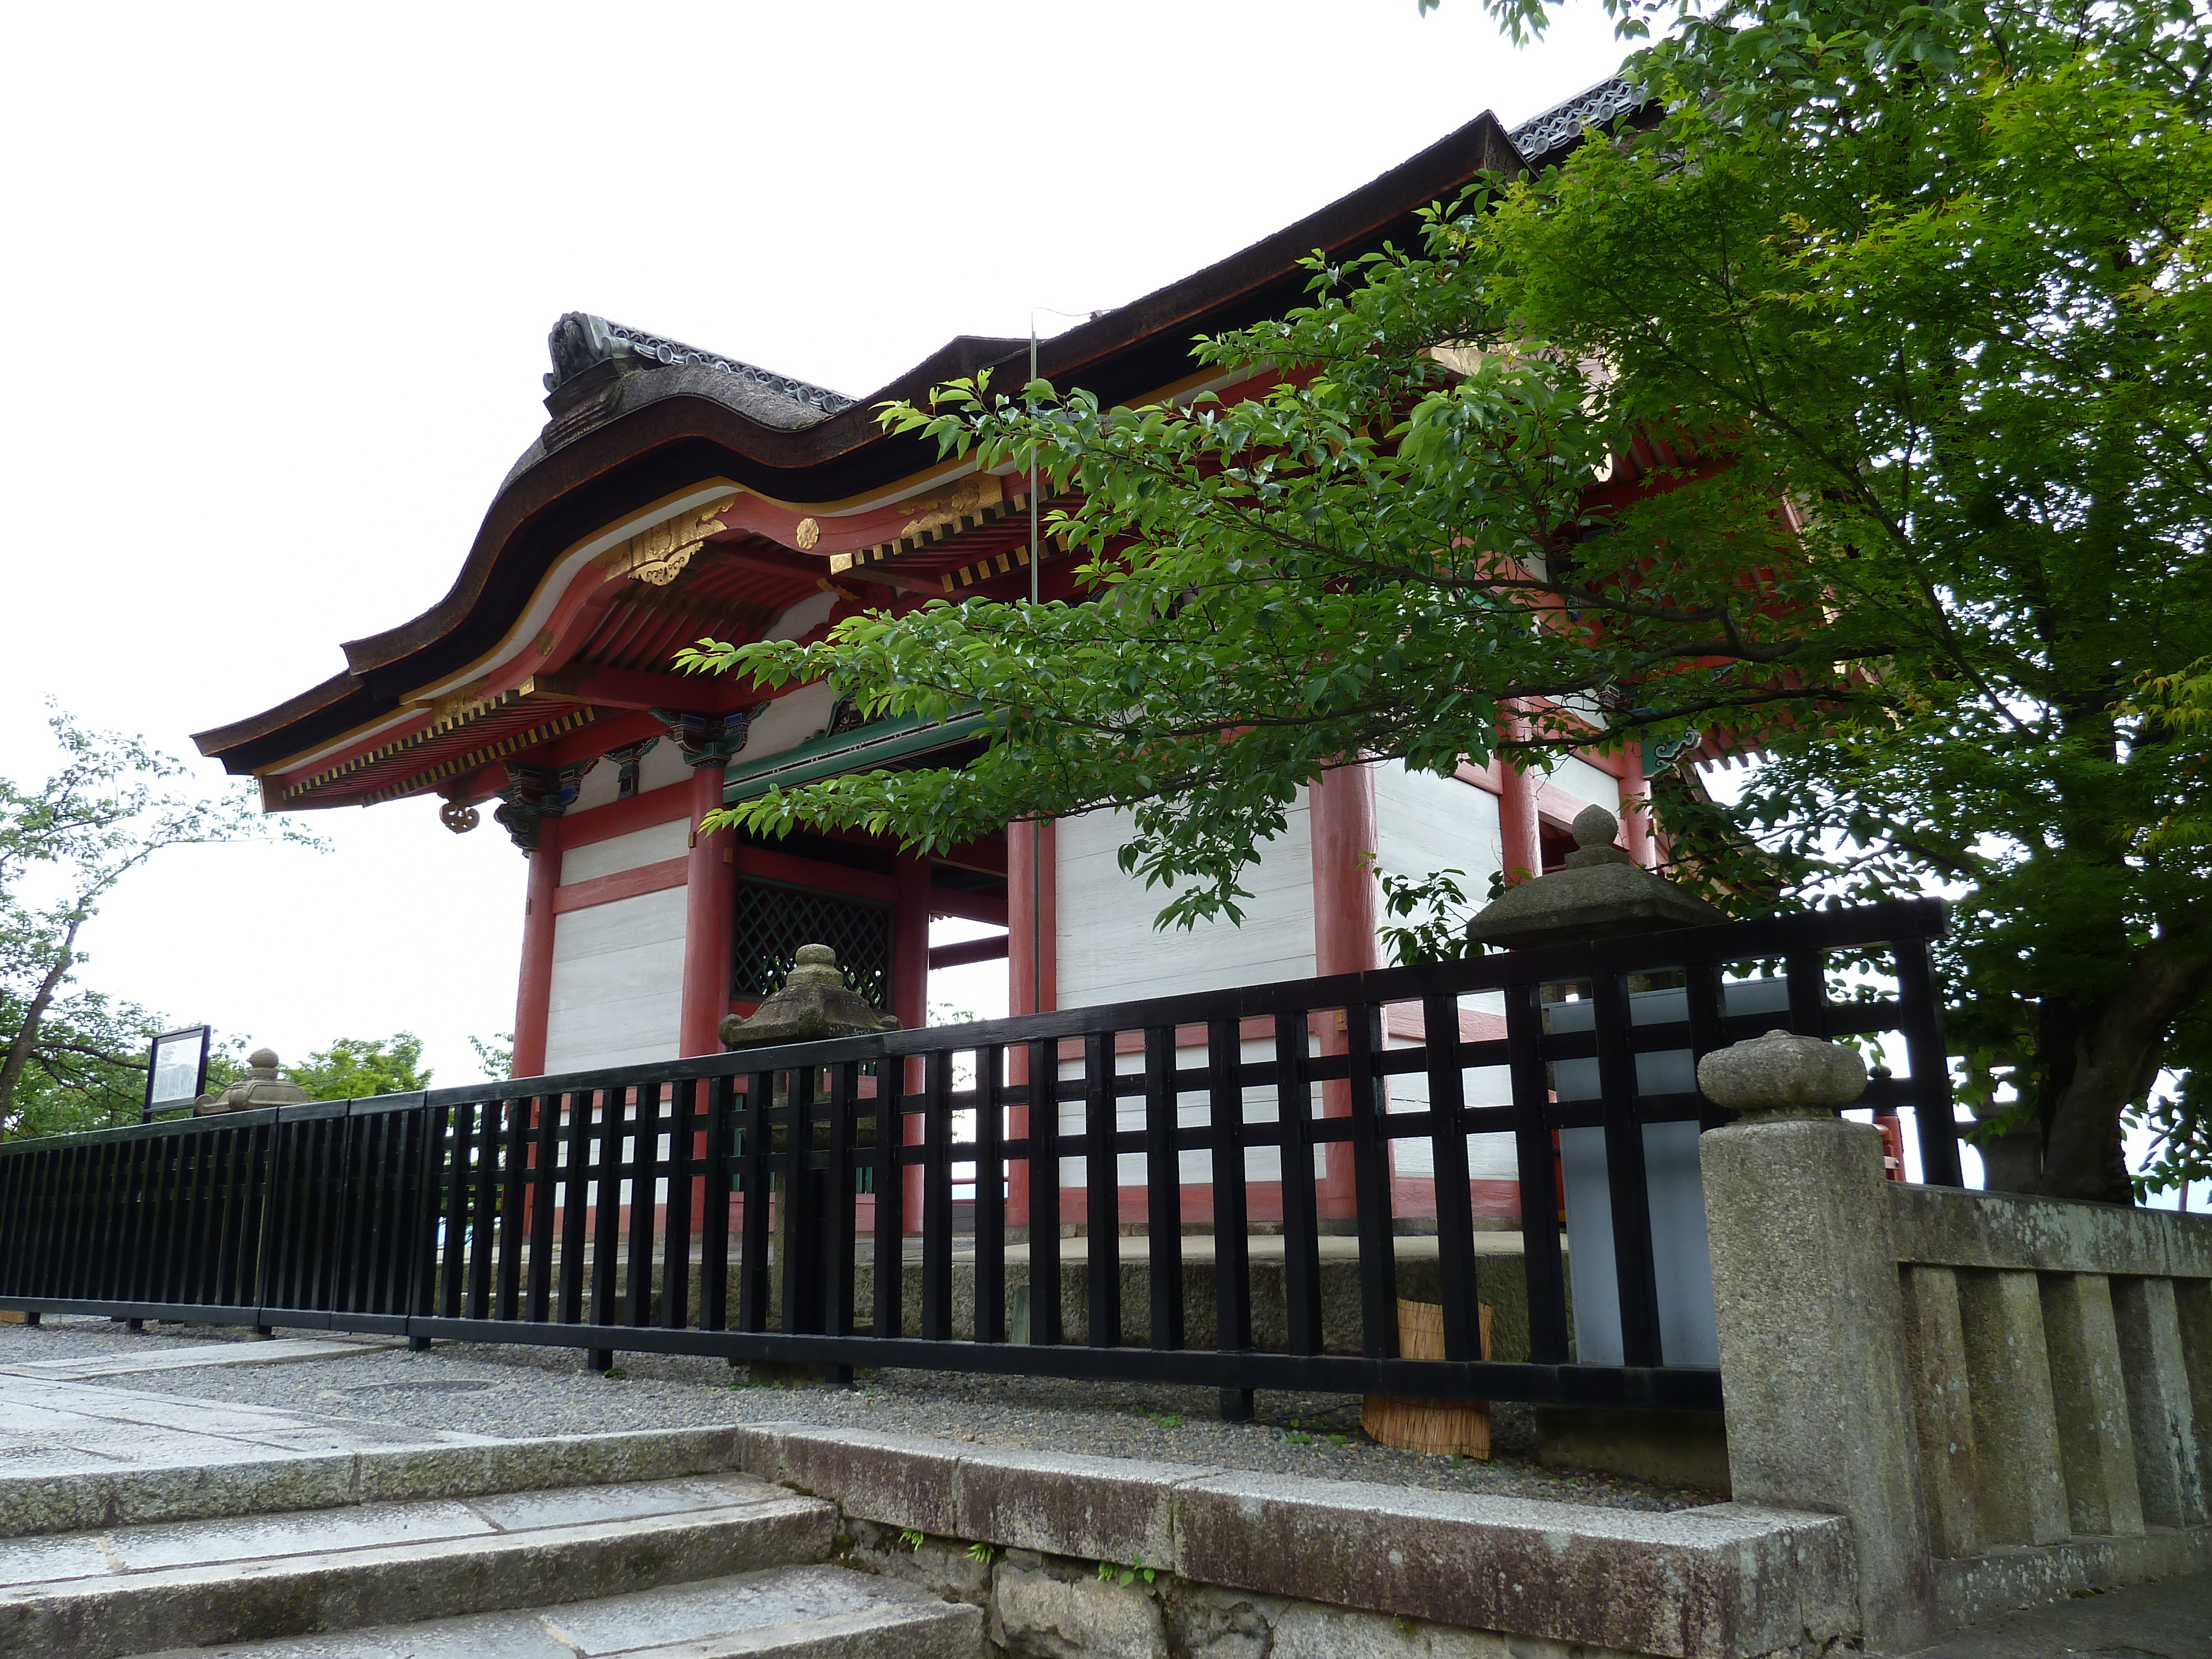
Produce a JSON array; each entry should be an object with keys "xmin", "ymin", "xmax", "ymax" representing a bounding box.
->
[
  {"xmin": 2036, "ymin": 943, "xmax": 2212, "ymax": 1205},
  {"xmin": 0, "ymin": 916, "xmax": 82, "ymax": 1123}
]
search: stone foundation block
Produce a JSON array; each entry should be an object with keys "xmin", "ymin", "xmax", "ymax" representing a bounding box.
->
[{"xmin": 992, "ymin": 1553, "xmax": 1168, "ymax": 1658}]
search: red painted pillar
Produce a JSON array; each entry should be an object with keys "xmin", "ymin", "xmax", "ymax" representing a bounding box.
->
[
  {"xmin": 1308, "ymin": 764, "xmax": 1380, "ymax": 1222},
  {"xmin": 1496, "ymin": 718, "xmax": 1542, "ymax": 886},
  {"xmin": 894, "ymin": 853, "xmax": 932, "ymax": 1232},
  {"xmin": 679, "ymin": 759, "xmax": 735, "ymax": 1057},
  {"xmin": 1611, "ymin": 748, "xmax": 1656, "ymax": 868},
  {"xmin": 512, "ymin": 819, "xmax": 561, "ymax": 1079},
  {"xmin": 1006, "ymin": 819, "xmax": 1057, "ymax": 1229}
]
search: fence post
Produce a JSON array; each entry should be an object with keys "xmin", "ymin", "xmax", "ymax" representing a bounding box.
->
[{"xmin": 1698, "ymin": 1030, "xmax": 1934, "ymax": 1651}]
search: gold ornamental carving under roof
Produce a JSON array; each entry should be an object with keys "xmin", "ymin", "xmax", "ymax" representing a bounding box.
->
[
  {"xmin": 599, "ymin": 494, "xmax": 741, "ymax": 587},
  {"xmin": 896, "ymin": 473, "xmax": 1000, "ymax": 540}
]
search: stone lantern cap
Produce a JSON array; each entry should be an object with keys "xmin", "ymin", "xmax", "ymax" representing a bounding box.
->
[
  {"xmin": 1467, "ymin": 803, "xmax": 1723, "ymax": 951},
  {"xmin": 195, "ymin": 1047, "xmax": 311, "ymax": 1115},
  {"xmin": 719, "ymin": 945, "xmax": 902, "ymax": 1050},
  {"xmin": 1697, "ymin": 1028, "xmax": 1869, "ymax": 1120}
]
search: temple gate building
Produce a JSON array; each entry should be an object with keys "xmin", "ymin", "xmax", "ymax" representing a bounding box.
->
[{"xmin": 194, "ymin": 82, "xmax": 1665, "ymax": 1228}]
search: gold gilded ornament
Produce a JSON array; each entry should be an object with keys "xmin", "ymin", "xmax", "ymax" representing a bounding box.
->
[
  {"xmin": 794, "ymin": 517, "xmax": 821, "ymax": 550},
  {"xmin": 614, "ymin": 495, "xmax": 739, "ymax": 586}
]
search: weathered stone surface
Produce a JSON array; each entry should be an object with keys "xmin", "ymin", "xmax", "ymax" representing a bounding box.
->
[
  {"xmin": 1699, "ymin": 1115, "xmax": 1929, "ymax": 1650},
  {"xmin": 992, "ymin": 1555, "xmax": 1168, "ymax": 1659},
  {"xmin": 1467, "ymin": 807, "xmax": 1722, "ymax": 951},
  {"xmin": 1932, "ymin": 1519, "xmax": 2212, "ymax": 1635},
  {"xmin": 774, "ymin": 1428, "xmax": 964, "ymax": 1536},
  {"xmin": 353, "ymin": 1426, "xmax": 749, "ymax": 1509},
  {"xmin": 193, "ymin": 1048, "xmax": 310, "ymax": 1116},
  {"xmin": 1889, "ymin": 1181, "xmax": 2212, "ymax": 1279},
  {"xmin": 845, "ymin": 1516, "xmax": 994, "ymax": 1605},
  {"xmin": 128, "ymin": 1562, "xmax": 988, "ymax": 1659},
  {"xmin": 1161, "ymin": 1582, "xmax": 1291, "ymax": 1659},
  {"xmin": 1955, "ymin": 1267, "xmax": 2069, "ymax": 1546},
  {"xmin": 0, "ymin": 1484, "xmax": 831, "ymax": 1659},
  {"xmin": 1170, "ymin": 1475, "xmax": 1855, "ymax": 1658},
  {"xmin": 719, "ymin": 944, "xmax": 900, "ymax": 1050},
  {"xmin": 950, "ymin": 1446, "xmax": 1209, "ymax": 1571},
  {"xmin": 1694, "ymin": 1030, "xmax": 1867, "ymax": 1119},
  {"xmin": 2037, "ymin": 1272, "xmax": 2145, "ymax": 1539},
  {"xmin": 1897, "ymin": 1264, "xmax": 1981, "ymax": 1559},
  {"xmin": 2111, "ymin": 1274, "xmax": 2210, "ymax": 1528},
  {"xmin": 742, "ymin": 1422, "xmax": 1854, "ymax": 1656},
  {"xmin": 2178, "ymin": 1278, "xmax": 2212, "ymax": 1490}
]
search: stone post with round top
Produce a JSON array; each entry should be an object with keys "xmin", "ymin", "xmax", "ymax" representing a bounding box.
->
[{"xmin": 1697, "ymin": 1027, "xmax": 1936, "ymax": 1649}]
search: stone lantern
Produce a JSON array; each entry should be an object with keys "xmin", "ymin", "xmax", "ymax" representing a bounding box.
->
[
  {"xmin": 720, "ymin": 945, "xmax": 900, "ymax": 1384},
  {"xmin": 194, "ymin": 1049, "xmax": 310, "ymax": 1115},
  {"xmin": 719, "ymin": 944, "xmax": 901, "ymax": 1051},
  {"xmin": 1464, "ymin": 803, "xmax": 1755, "ymax": 1489}
]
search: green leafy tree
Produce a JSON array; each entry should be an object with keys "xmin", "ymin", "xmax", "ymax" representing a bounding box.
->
[
  {"xmin": 467, "ymin": 1031, "xmax": 514, "ymax": 1082},
  {"xmin": 283, "ymin": 1034, "xmax": 432, "ymax": 1101},
  {"xmin": 680, "ymin": 0, "xmax": 2212, "ymax": 1203},
  {"xmin": 1, "ymin": 712, "xmax": 315, "ymax": 1138}
]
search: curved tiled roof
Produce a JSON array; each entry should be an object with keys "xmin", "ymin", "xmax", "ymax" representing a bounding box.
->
[
  {"xmin": 200, "ymin": 99, "xmax": 1642, "ymax": 783},
  {"xmin": 1507, "ymin": 75, "xmax": 1646, "ymax": 167},
  {"xmin": 544, "ymin": 312, "xmax": 856, "ymax": 417}
]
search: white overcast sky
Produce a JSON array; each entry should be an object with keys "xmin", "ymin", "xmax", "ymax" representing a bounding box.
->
[{"xmin": 0, "ymin": 2, "xmax": 1628, "ymax": 1087}]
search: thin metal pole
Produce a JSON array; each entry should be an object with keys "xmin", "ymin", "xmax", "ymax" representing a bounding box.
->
[{"xmin": 1029, "ymin": 315, "xmax": 1042, "ymax": 1015}]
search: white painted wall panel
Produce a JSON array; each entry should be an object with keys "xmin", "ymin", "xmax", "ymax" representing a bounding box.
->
[
  {"xmin": 566, "ymin": 737, "xmax": 691, "ymax": 815},
  {"xmin": 1370, "ymin": 760, "xmax": 1503, "ymax": 913},
  {"xmin": 570, "ymin": 754, "xmax": 622, "ymax": 815},
  {"xmin": 545, "ymin": 886, "xmax": 686, "ymax": 1072},
  {"xmin": 1545, "ymin": 754, "xmax": 1621, "ymax": 814},
  {"xmin": 1055, "ymin": 793, "xmax": 1316, "ymax": 1009},
  {"xmin": 635, "ymin": 737, "xmax": 691, "ymax": 796},
  {"xmin": 560, "ymin": 816, "xmax": 691, "ymax": 885},
  {"xmin": 742, "ymin": 681, "xmax": 836, "ymax": 764}
]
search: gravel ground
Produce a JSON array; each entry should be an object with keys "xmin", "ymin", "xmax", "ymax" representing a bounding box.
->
[{"xmin": 0, "ymin": 1317, "xmax": 1717, "ymax": 1512}]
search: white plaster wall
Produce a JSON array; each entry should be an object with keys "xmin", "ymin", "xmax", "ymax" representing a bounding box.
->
[
  {"xmin": 566, "ymin": 738, "xmax": 692, "ymax": 815},
  {"xmin": 1366, "ymin": 764, "xmax": 1516, "ymax": 1183},
  {"xmin": 545, "ymin": 886, "xmax": 686, "ymax": 1072},
  {"xmin": 740, "ymin": 680, "xmax": 836, "ymax": 765},
  {"xmin": 1055, "ymin": 792, "xmax": 1317, "ymax": 1009},
  {"xmin": 1544, "ymin": 753, "xmax": 1622, "ymax": 814},
  {"xmin": 568, "ymin": 753, "xmax": 622, "ymax": 815},
  {"xmin": 1370, "ymin": 760, "xmax": 1503, "ymax": 913},
  {"xmin": 560, "ymin": 817, "xmax": 691, "ymax": 885}
]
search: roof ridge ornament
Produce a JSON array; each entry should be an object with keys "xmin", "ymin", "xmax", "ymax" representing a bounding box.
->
[
  {"xmin": 544, "ymin": 311, "xmax": 856, "ymax": 415},
  {"xmin": 1506, "ymin": 76, "xmax": 1647, "ymax": 166}
]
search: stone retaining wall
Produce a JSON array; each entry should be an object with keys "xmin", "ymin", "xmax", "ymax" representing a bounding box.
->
[
  {"xmin": 1700, "ymin": 1114, "xmax": 2212, "ymax": 1651},
  {"xmin": 728, "ymin": 1422, "xmax": 1854, "ymax": 1659}
]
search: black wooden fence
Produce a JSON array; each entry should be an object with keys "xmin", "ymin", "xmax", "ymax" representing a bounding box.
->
[{"xmin": 0, "ymin": 900, "xmax": 1955, "ymax": 1415}]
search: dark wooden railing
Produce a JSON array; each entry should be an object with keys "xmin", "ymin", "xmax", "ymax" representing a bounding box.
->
[{"xmin": 0, "ymin": 900, "xmax": 1955, "ymax": 1416}]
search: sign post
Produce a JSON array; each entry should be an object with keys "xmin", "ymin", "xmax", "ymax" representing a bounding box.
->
[{"xmin": 144, "ymin": 1026, "xmax": 211, "ymax": 1122}]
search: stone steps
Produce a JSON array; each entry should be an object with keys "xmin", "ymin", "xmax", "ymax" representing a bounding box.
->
[
  {"xmin": 0, "ymin": 1472, "xmax": 836, "ymax": 1659},
  {"xmin": 127, "ymin": 1564, "xmax": 986, "ymax": 1659}
]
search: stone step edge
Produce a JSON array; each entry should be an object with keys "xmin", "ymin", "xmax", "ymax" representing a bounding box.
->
[
  {"xmin": 131, "ymin": 1567, "xmax": 987, "ymax": 1659},
  {"xmin": 0, "ymin": 1494, "xmax": 833, "ymax": 1659},
  {"xmin": 728, "ymin": 1421, "xmax": 1855, "ymax": 1659},
  {"xmin": 0, "ymin": 1425, "xmax": 757, "ymax": 1540}
]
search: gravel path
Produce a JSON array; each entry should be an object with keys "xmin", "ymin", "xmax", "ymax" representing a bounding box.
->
[{"xmin": 0, "ymin": 1317, "xmax": 1716, "ymax": 1512}]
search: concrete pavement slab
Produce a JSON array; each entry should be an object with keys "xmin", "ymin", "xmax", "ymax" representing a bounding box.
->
[{"xmin": 0, "ymin": 1337, "xmax": 401, "ymax": 1380}]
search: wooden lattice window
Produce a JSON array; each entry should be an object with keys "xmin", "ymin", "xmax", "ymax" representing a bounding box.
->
[{"xmin": 732, "ymin": 880, "xmax": 895, "ymax": 1010}]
